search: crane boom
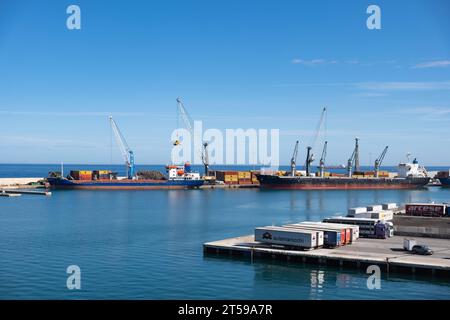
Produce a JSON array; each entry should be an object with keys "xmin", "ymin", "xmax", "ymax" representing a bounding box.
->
[
  {"xmin": 374, "ymin": 146, "xmax": 388, "ymax": 177},
  {"xmin": 176, "ymin": 98, "xmax": 194, "ymax": 134},
  {"xmin": 290, "ymin": 140, "xmax": 299, "ymax": 177},
  {"xmin": 305, "ymin": 107, "xmax": 327, "ymax": 176},
  {"xmin": 110, "ymin": 116, "xmax": 135, "ymax": 179}
]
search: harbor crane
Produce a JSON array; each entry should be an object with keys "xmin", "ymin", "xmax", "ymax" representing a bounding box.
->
[
  {"xmin": 374, "ymin": 146, "xmax": 388, "ymax": 178},
  {"xmin": 174, "ymin": 98, "xmax": 210, "ymax": 176},
  {"xmin": 202, "ymin": 142, "xmax": 210, "ymax": 176},
  {"xmin": 318, "ymin": 141, "xmax": 328, "ymax": 178},
  {"xmin": 347, "ymin": 137, "xmax": 360, "ymax": 178},
  {"xmin": 110, "ymin": 116, "xmax": 135, "ymax": 179},
  {"xmin": 290, "ymin": 140, "xmax": 299, "ymax": 177},
  {"xmin": 305, "ymin": 107, "xmax": 327, "ymax": 176}
]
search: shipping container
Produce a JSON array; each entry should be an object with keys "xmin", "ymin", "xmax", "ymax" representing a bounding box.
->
[
  {"xmin": 238, "ymin": 178, "xmax": 252, "ymax": 185},
  {"xmin": 283, "ymin": 224, "xmax": 342, "ymax": 247},
  {"xmin": 238, "ymin": 171, "xmax": 251, "ymax": 179},
  {"xmin": 69, "ymin": 170, "xmax": 93, "ymax": 180},
  {"xmin": 348, "ymin": 207, "xmax": 367, "ymax": 215},
  {"xmin": 371, "ymin": 210, "xmax": 394, "ymax": 220},
  {"xmin": 214, "ymin": 171, "xmax": 239, "ymax": 184},
  {"xmin": 367, "ymin": 205, "xmax": 383, "ymax": 212},
  {"xmin": 255, "ymin": 226, "xmax": 323, "ymax": 249},
  {"xmin": 405, "ymin": 203, "xmax": 446, "ymax": 217},
  {"xmin": 382, "ymin": 203, "xmax": 397, "ymax": 210},
  {"xmin": 297, "ymin": 222, "xmax": 355, "ymax": 244},
  {"xmin": 302, "ymin": 222, "xmax": 360, "ymax": 242}
]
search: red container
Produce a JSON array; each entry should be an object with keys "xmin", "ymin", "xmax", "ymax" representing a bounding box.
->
[{"xmin": 405, "ymin": 203, "xmax": 446, "ymax": 217}]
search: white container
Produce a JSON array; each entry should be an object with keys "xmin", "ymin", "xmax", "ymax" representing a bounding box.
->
[
  {"xmin": 382, "ymin": 203, "xmax": 397, "ymax": 210},
  {"xmin": 347, "ymin": 212, "xmax": 372, "ymax": 218},
  {"xmin": 403, "ymin": 239, "xmax": 417, "ymax": 251},
  {"xmin": 371, "ymin": 210, "xmax": 394, "ymax": 221},
  {"xmin": 348, "ymin": 207, "xmax": 367, "ymax": 215},
  {"xmin": 255, "ymin": 226, "xmax": 323, "ymax": 249},
  {"xmin": 367, "ymin": 205, "xmax": 383, "ymax": 212}
]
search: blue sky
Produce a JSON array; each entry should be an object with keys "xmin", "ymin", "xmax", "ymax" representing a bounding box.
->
[{"xmin": 0, "ymin": 0, "xmax": 449, "ymax": 166}]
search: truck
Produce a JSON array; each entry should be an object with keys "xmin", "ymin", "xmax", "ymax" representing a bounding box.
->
[
  {"xmin": 405, "ymin": 203, "xmax": 447, "ymax": 217},
  {"xmin": 322, "ymin": 217, "xmax": 393, "ymax": 239},
  {"xmin": 282, "ymin": 224, "xmax": 342, "ymax": 248},
  {"xmin": 254, "ymin": 226, "xmax": 324, "ymax": 250}
]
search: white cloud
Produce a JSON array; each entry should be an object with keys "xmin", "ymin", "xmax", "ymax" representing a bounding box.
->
[
  {"xmin": 292, "ymin": 58, "xmax": 337, "ymax": 65},
  {"xmin": 356, "ymin": 81, "xmax": 450, "ymax": 91},
  {"xmin": 413, "ymin": 60, "xmax": 450, "ymax": 69}
]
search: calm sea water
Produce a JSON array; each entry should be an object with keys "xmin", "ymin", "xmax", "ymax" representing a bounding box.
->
[{"xmin": 0, "ymin": 164, "xmax": 450, "ymax": 299}]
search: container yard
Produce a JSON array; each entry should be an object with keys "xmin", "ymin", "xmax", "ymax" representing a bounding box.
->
[
  {"xmin": 204, "ymin": 234, "xmax": 450, "ymax": 277},
  {"xmin": 205, "ymin": 202, "xmax": 450, "ymax": 277}
]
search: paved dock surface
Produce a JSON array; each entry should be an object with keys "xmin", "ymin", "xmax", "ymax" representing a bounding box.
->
[{"xmin": 204, "ymin": 235, "xmax": 450, "ymax": 274}]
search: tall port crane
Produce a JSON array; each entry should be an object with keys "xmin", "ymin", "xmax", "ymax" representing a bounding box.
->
[
  {"xmin": 110, "ymin": 116, "xmax": 135, "ymax": 179},
  {"xmin": 202, "ymin": 142, "xmax": 210, "ymax": 176},
  {"xmin": 318, "ymin": 141, "xmax": 328, "ymax": 178},
  {"xmin": 347, "ymin": 137, "xmax": 359, "ymax": 178},
  {"xmin": 290, "ymin": 140, "xmax": 299, "ymax": 177},
  {"xmin": 174, "ymin": 98, "xmax": 210, "ymax": 176},
  {"xmin": 305, "ymin": 107, "xmax": 327, "ymax": 176},
  {"xmin": 374, "ymin": 146, "xmax": 388, "ymax": 178}
]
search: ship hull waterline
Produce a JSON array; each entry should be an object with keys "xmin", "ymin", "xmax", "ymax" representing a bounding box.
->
[
  {"xmin": 46, "ymin": 178, "xmax": 204, "ymax": 190},
  {"xmin": 256, "ymin": 175, "xmax": 430, "ymax": 190}
]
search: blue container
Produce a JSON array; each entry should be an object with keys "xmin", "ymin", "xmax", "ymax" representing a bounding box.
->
[{"xmin": 323, "ymin": 230, "xmax": 341, "ymax": 247}]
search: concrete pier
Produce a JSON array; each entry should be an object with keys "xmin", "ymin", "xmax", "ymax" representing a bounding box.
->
[
  {"xmin": 204, "ymin": 235, "xmax": 450, "ymax": 277},
  {"xmin": 2, "ymin": 189, "xmax": 51, "ymax": 196},
  {"xmin": 0, "ymin": 178, "xmax": 43, "ymax": 187}
]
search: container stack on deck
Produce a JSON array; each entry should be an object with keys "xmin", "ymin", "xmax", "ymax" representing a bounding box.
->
[
  {"xmin": 69, "ymin": 170, "xmax": 92, "ymax": 180},
  {"xmin": 211, "ymin": 170, "xmax": 259, "ymax": 185}
]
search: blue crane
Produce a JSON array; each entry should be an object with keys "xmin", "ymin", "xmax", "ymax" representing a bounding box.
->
[{"xmin": 110, "ymin": 116, "xmax": 135, "ymax": 179}]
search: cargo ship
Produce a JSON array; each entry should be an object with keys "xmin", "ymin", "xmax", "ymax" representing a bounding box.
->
[
  {"xmin": 47, "ymin": 116, "xmax": 205, "ymax": 190},
  {"xmin": 257, "ymin": 137, "xmax": 430, "ymax": 190},
  {"xmin": 257, "ymin": 174, "xmax": 430, "ymax": 190},
  {"xmin": 47, "ymin": 163, "xmax": 204, "ymax": 190}
]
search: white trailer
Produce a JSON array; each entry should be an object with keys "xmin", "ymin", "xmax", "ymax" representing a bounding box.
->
[
  {"xmin": 367, "ymin": 205, "xmax": 383, "ymax": 212},
  {"xmin": 348, "ymin": 207, "xmax": 367, "ymax": 215},
  {"xmin": 255, "ymin": 226, "xmax": 323, "ymax": 249},
  {"xmin": 370, "ymin": 210, "xmax": 394, "ymax": 220},
  {"xmin": 382, "ymin": 203, "xmax": 397, "ymax": 210}
]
